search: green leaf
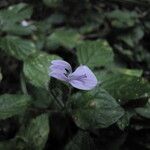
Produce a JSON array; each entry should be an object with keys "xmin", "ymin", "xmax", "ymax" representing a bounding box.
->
[
  {"xmin": 30, "ymin": 86, "xmax": 53, "ymax": 109},
  {"xmin": 70, "ymin": 88, "xmax": 124, "ymax": 129},
  {"xmin": 135, "ymin": 100, "xmax": 150, "ymax": 119},
  {"xmin": 23, "ymin": 52, "xmax": 60, "ymax": 89},
  {"xmin": 2, "ymin": 23, "xmax": 36, "ymax": 36},
  {"xmin": 95, "ymin": 68, "xmax": 143, "ymax": 86},
  {"xmin": 17, "ymin": 114, "xmax": 49, "ymax": 150},
  {"xmin": 77, "ymin": 40, "xmax": 114, "ymax": 68},
  {"xmin": 117, "ymin": 110, "xmax": 134, "ymax": 130},
  {"xmin": 0, "ymin": 3, "xmax": 32, "ymax": 24},
  {"xmin": 47, "ymin": 13, "xmax": 65, "ymax": 25},
  {"xmin": 101, "ymin": 74, "xmax": 150, "ymax": 105},
  {"xmin": 0, "ymin": 141, "xmax": 15, "ymax": 150},
  {"xmin": 114, "ymin": 68, "xmax": 143, "ymax": 77},
  {"xmin": 43, "ymin": 0, "xmax": 63, "ymax": 7},
  {"xmin": 65, "ymin": 131, "xmax": 96, "ymax": 150},
  {"xmin": 0, "ymin": 36, "xmax": 36, "ymax": 60},
  {"xmin": 79, "ymin": 23, "xmax": 99, "ymax": 34},
  {"xmin": 0, "ymin": 94, "xmax": 31, "ymax": 119},
  {"xmin": 105, "ymin": 10, "xmax": 138, "ymax": 28},
  {"xmin": 117, "ymin": 27, "xmax": 144, "ymax": 47},
  {"xmin": 46, "ymin": 28, "xmax": 81, "ymax": 49},
  {"xmin": 0, "ymin": 3, "xmax": 33, "ymax": 34}
]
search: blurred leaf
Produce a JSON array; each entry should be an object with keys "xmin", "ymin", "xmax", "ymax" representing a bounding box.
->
[
  {"xmin": 94, "ymin": 68, "xmax": 113, "ymax": 83},
  {"xmin": 30, "ymin": 86, "xmax": 53, "ymax": 109},
  {"xmin": 36, "ymin": 13, "xmax": 64, "ymax": 31},
  {"xmin": 43, "ymin": 0, "xmax": 63, "ymax": 7},
  {"xmin": 47, "ymin": 13, "xmax": 65, "ymax": 25},
  {"xmin": 114, "ymin": 68, "xmax": 143, "ymax": 77},
  {"xmin": 101, "ymin": 74, "xmax": 150, "ymax": 105},
  {"xmin": 106, "ymin": 10, "xmax": 138, "ymax": 28},
  {"xmin": 0, "ymin": 3, "xmax": 33, "ymax": 33},
  {"xmin": 46, "ymin": 28, "xmax": 81, "ymax": 49},
  {"xmin": 0, "ymin": 36, "xmax": 36, "ymax": 60},
  {"xmin": 23, "ymin": 52, "xmax": 60, "ymax": 89},
  {"xmin": 0, "ymin": 94, "xmax": 31, "ymax": 119},
  {"xmin": 77, "ymin": 40, "xmax": 114, "ymax": 68},
  {"xmin": 0, "ymin": 3, "xmax": 32, "ymax": 23},
  {"xmin": 79, "ymin": 23, "xmax": 99, "ymax": 34},
  {"xmin": 135, "ymin": 100, "xmax": 150, "ymax": 119},
  {"xmin": 70, "ymin": 88, "xmax": 124, "ymax": 129},
  {"xmin": 17, "ymin": 114, "xmax": 49, "ymax": 150},
  {"xmin": 35, "ymin": 20, "xmax": 52, "ymax": 33},
  {"xmin": 2, "ymin": 23, "xmax": 36, "ymax": 36},
  {"xmin": 65, "ymin": 131, "xmax": 96, "ymax": 150},
  {"xmin": 0, "ymin": 141, "xmax": 15, "ymax": 150},
  {"xmin": 117, "ymin": 27, "xmax": 144, "ymax": 47}
]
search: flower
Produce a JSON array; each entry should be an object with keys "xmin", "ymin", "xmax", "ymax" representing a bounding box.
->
[
  {"xmin": 21, "ymin": 20, "xmax": 29, "ymax": 27},
  {"xmin": 49, "ymin": 60, "xmax": 98, "ymax": 90}
]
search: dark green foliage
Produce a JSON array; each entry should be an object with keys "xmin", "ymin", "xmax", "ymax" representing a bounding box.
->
[
  {"xmin": 71, "ymin": 88, "xmax": 124, "ymax": 129},
  {"xmin": 0, "ymin": 94, "xmax": 31, "ymax": 119},
  {"xmin": 0, "ymin": 0, "xmax": 150, "ymax": 150},
  {"xmin": 16, "ymin": 114, "xmax": 50, "ymax": 150},
  {"xmin": 0, "ymin": 36, "xmax": 36, "ymax": 60},
  {"xmin": 64, "ymin": 131, "xmax": 96, "ymax": 150},
  {"xmin": 101, "ymin": 74, "xmax": 150, "ymax": 105}
]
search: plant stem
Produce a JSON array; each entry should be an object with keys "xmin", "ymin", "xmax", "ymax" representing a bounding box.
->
[
  {"xmin": 20, "ymin": 72, "xmax": 28, "ymax": 95},
  {"xmin": 51, "ymin": 91, "xmax": 65, "ymax": 109},
  {"xmin": 65, "ymin": 86, "xmax": 72, "ymax": 112},
  {"xmin": 68, "ymin": 86, "xmax": 72, "ymax": 99}
]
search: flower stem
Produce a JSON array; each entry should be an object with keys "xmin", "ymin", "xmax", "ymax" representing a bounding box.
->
[
  {"xmin": 68, "ymin": 86, "xmax": 72, "ymax": 99},
  {"xmin": 65, "ymin": 86, "xmax": 72, "ymax": 112},
  {"xmin": 51, "ymin": 91, "xmax": 65, "ymax": 109}
]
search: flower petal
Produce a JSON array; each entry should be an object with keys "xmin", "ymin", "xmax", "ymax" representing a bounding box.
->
[
  {"xmin": 69, "ymin": 66, "xmax": 98, "ymax": 90},
  {"xmin": 50, "ymin": 64, "xmax": 67, "ymax": 74},
  {"xmin": 49, "ymin": 71, "xmax": 68, "ymax": 82},
  {"xmin": 51, "ymin": 60, "xmax": 72, "ymax": 73}
]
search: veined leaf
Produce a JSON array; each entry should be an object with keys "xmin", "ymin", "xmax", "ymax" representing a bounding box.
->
[
  {"xmin": 101, "ymin": 74, "xmax": 150, "ymax": 105},
  {"xmin": 77, "ymin": 40, "xmax": 114, "ymax": 68},
  {"xmin": 0, "ymin": 94, "xmax": 31, "ymax": 119},
  {"xmin": 46, "ymin": 28, "xmax": 81, "ymax": 49},
  {"xmin": 0, "ymin": 3, "xmax": 32, "ymax": 25},
  {"xmin": 0, "ymin": 36, "xmax": 36, "ymax": 60},
  {"xmin": 0, "ymin": 3, "xmax": 33, "ymax": 35},
  {"xmin": 70, "ymin": 88, "xmax": 124, "ymax": 129},
  {"xmin": 17, "ymin": 114, "xmax": 49, "ymax": 150},
  {"xmin": 23, "ymin": 52, "xmax": 60, "ymax": 89}
]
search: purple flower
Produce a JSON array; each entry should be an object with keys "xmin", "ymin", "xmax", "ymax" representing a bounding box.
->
[{"xmin": 49, "ymin": 60, "xmax": 98, "ymax": 90}]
